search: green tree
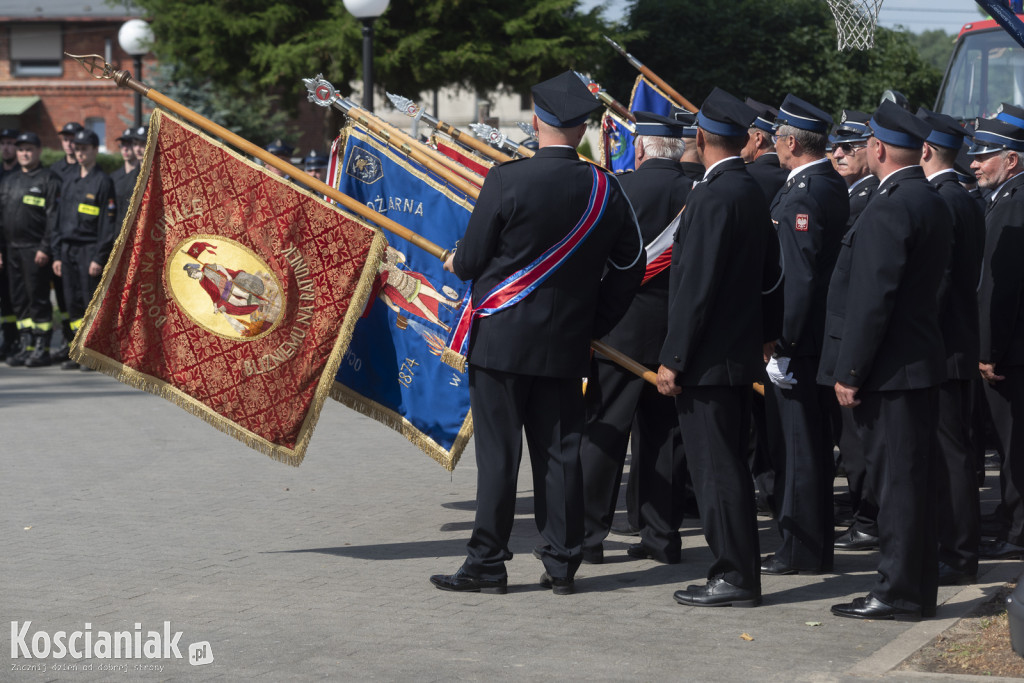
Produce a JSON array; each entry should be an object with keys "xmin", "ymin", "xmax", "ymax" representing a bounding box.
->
[
  {"xmin": 906, "ymin": 29, "xmax": 956, "ymax": 73},
  {"xmin": 595, "ymin": 0, "xmax": 943, "ymax": 118},
  {"xmin": 130, "ymin": 0, "xmax": 617, "ymax": 108}
]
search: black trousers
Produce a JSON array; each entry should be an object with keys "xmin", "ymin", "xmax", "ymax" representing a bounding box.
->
[
  {"xmin": 465, "ymin": 366, "xmax": 585, "ymax": 581},
  {"xmin": 0, "ymin": 243, "xmax": 14, "ymax": 322},
  {"xmin": 677, "ymin": 385, "xmax": 760, "ymax": 592},
  {"xmin": 764, "ymin": 356, "xmax": 835, "ymax": 570},
  {"xmin": 839, "ymin": 404, "xmax": 878, "ymax": 536},
  {"xmin": 61, "ymin": 242, "xmax": 100, "ymax": 322},
  {"xmin": 7, "ymin": 246, "xmax": 52, "ymax": 323},
  {"xmin": 580, "ymin": 358, "xmax": 683, "ymax": 555},
  {"xmin": 983, "ymin": 366, "xmax": 1024, "ymax": 546},
  {"xmin": 854, "ymin": 388, "xmax": 938, "ymax": 612},
  {"xmin": 935, "ymin": 378, "xmax": 980, "ymax": 573}
]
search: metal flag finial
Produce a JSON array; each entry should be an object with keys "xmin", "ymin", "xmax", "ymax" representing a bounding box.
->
[
  {"xmin": 303, "ymin": 74, "xmax": 339, "ymax": 108},
  {"xmin": 516, "ymin": 121, "xmax": 537, "ymax": 139},
  {"xmin": 386, "ymin": 92, "xmax": 421, "ymax": 118}
]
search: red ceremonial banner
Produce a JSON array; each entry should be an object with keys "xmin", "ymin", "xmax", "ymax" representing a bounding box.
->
[{"xmin": 74, "ymin": 110, "xmax": 386, "ymax": 465}]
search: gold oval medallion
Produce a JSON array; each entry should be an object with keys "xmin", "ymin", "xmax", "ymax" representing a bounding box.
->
[{"xmin": 166, "ymin": 236, "xmax": 284, "ymax": 340}]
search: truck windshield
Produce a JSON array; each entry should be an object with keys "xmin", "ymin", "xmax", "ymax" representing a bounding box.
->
[{"xmin": 936, "ymin": 27, "xmax": 1024, "ymax": 120}]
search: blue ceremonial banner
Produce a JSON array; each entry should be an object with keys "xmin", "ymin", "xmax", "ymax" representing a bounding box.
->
[
  {"xmin": 326, "ymin": 123, "xmax": 475, "ymax": 470},
  {"xmin": 600, "ymin": 76, "xmax": 678, "ymax": 173}
]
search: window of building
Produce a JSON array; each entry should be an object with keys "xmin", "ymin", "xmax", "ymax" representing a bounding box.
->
[
  {"xmin": 85, "ymin": 117, "xmax": 107, "ymax": 153},
  {"xmin": 10, "ymin": 24, "xmax": 63, "ymax": 77}
]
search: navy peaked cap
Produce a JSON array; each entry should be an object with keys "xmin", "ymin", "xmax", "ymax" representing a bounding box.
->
[
  {"xmin": 744, "ymin": 97, "xmax": 778, "ymax": 133},
  {"xmin": 634, "ymin": 111, "xmax": 687, "ymax": 138},
  {"xmin": 116, "ymin": 127, "xmax": 135, "ymax": 142},
  {"xmin": 131, "ymin": 126, "xmax": 148, "ymax": 142},
  {"xmin": 531, "ymin": 71, "xmax": 599, "ymax": 128},
  {"xmin": 673, "ymin": 111, "xmax": 699, "ymax": 138},
  {"xmin": 775, "ymin": 94, "xmax": 832, "ymax": 134},
  {"xmin": 996, "ymin": 103, "xmax": 1024, "ymax": 129},
  {"xmin": 697, "ymin": 88, "xmax": 755, "ymax": 137},
  {"xmin": 0, "ymin": 128, "xmax": 19, "ymax": 139},
  {"xmin": 265, "ymin": 139, "xmax": 293, "ymax": 156},
  {"xmin": 15, "ymin": 132, "xmax": 40, "ymax": 146},
  {"xmin": 968, "ymin": 116, "xmax": 1024, "ymax": 155},
  {"xmin": 916, "ymin": 107, "xmax": 967, "ymax": 150},
  {"xmin": 304, "ymin": 149, "xmax": 329, "ymax": 169},
  {"xmin": 73, "ymin": 129, "xmax": 99, "ymax": 147},
  {"xmin": 829, "ymin": 110, "xmax": 872, "ymax": 144},
  {"xmin": 60, "ymin": 122, "xmax": 83, "ymax": 136},
  {"xmin": 869, "ymin": 100, "xmax": 930, "ymax": 149}
]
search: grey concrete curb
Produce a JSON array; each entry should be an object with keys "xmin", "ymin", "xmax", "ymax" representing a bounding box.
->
[{"xmin": 845, "ymin": 560, "xmax": 1024, "ymax": 680}]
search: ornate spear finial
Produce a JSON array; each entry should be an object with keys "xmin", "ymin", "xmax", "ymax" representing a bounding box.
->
[
  {"xmin": 516, "ymin": 121, "xmax": 537, "ymax": 139},
  {"xmin": 386, "ymin": 92, "xmax": 421, "ymax": 118},
  {"xmin": 469, "ymin": 122, "xmax": 509, "ymax": 148},
  {"xmin": 303, "ymin": 74, "xmax": 340, "ymax": 109},
  {"xmin": 66, "ymin": 52, "xmax": 147, "ymax": 92}
]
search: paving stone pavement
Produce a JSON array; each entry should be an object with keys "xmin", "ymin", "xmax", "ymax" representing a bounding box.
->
[{"xmin": 2, "ymin": 366, "xmax": 1023, "ymax": 682}]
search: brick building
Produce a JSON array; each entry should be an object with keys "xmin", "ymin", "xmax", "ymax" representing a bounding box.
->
[{"xmin": 0, "ymin": 1, "xmax": 153, "ymax": 153}]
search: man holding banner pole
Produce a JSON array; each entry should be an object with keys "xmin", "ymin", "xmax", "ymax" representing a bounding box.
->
[{"xmin": 431, "ymin": 71, "xmax": 645, "ymax": 596}]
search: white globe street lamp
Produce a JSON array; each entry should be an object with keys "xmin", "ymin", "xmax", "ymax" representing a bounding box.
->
[
  {"xmin": 343, "ymin": 0, "xmax": 390, "ymax": 112},
  {"xmin": 118, "ymin": 19, "xmax": 154, "ymax": 128}
]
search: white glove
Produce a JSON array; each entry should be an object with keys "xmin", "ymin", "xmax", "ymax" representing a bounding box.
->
[{"xmin": 766, "ymin": 356, "xmax": 797, "ymax": 389}]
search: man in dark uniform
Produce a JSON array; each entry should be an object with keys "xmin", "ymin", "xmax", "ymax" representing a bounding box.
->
[
  {"xmin": 761, "ymin": 95, "xmax": 849, "ymax": 575},
  {"xmin": 916, "ymin": 108, "xmax": 984, "ymax": 585},
  {"xmin": 430, "ymin": 71, "xmax": 645, "ymax": 595},
  {"xmin": 822, "ymin": 101, "xmax": 951, "ymax": 621},
  {"xmin": 659, "ymin": 88, "xmax": 783, "ymax": 608},
  {"xmin": 578, "ymin": 111, "xmax": 691, "ymax": 566},
  {"xmin": 829, "ymin": 110, "xmax": 883, "ymax": 551},
  {"xmin": 47, "ymin": 121, "xmax": 83, "ymax": 362},
  {"xmin": 51, "ymin": 129, "xmax": 117, "ymax": 371},
  {"xmin": 303, "ymin": 149, "xmax": 329, "ymax": 182},
  {"xmin": 1, "ymin": 132, "xmax": 61, "ymax": 367},
  {"xmin": 972, "ymin": 115, "xmax": 1024, "ymax": 559},
  {"xmin": 743, "ymin": 98, "xmax": 788, "ymax": 203},
  {"xmin": 0, "ymin": 127, "xmax": 20, "ymax": 358},
  {"xmin": 110, "ymin": 127, "xmax": 141, "ymax": 232}
]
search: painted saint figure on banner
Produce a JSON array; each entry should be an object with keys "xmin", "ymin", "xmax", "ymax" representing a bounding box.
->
[
  {"xmin": 167, "ymin": 237, "xmax": 284, "ymax": 340},
  {"xmin": 369, "ymin": 246, "xmax": 460, "ymax": 332}
]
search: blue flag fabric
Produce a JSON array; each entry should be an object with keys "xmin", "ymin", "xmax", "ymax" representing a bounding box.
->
[
  {"xmin": 327, "ymin": 123, "xmax": 475, "ymax": 470},
  {"xmin": 601, "ymin": 76, "xmax": 679, "ymax": 172}
]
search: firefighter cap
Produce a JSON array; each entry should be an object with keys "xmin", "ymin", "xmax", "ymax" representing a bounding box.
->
[
  {"xmin": 531, "ymin": 71, "xmax": 600, "ymax": 128},
  {"xmin": 869, "ymin": 100, "xmax": 930, "ymax": 150},
  {"xmin": 304, "ymin": 149, "xmax": 328, "ymax": 170},
  {"xmin": 775, "ymin": 94, "xmax": 832, "ymax": 134},
  {"xmin": 73, "ymin": 129, "xmax": 100, "ymax": 147},
  {"xmin": 60, "ymin": 122, "xmax": 84, "ymax": 136},
  {"xmin": 916, "ymin": 107, "xmax": 968, "ymax": 150},
  {"xmin": 633, "ymin": 111, "xmax": 687, "ymax": 138},
  {"xmin": 744, "ymin": 98, "xmax": 778, "ymax": 134},
  {"xmin": 697, "ymin": 88, "xmax": 755, "ymax": 138},
  {"xmin": 829, "ymin": 110, "xmax": 872, "ymax": 145},
  {"xmin": 968, "ymin": 116, "xmax": 1024, "ymax": 155},
  {"xmin": 15, "ymin": 132, "xmax": 40, "ymax": 147}
]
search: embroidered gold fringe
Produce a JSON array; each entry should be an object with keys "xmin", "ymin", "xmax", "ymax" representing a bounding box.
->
[
  {"xmin": 72, "ymin": 109, "xmax": 388, "ymax": 466},
  {"xmin": 439, "ymin": 347, "xmax": 467, "ymax": 373},
  {"xmin": 330, "ymin": 382, "xmax": 472, "ymax": 472}
]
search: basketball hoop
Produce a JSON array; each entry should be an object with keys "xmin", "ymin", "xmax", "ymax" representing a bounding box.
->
[{"xmin": 826, "ymin": 0, "xmax": 885, "ymax": 51}]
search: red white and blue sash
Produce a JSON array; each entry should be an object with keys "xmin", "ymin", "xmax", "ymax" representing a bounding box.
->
[{"xmin": 448, "ymin": 165, "xmax": 611, "ymax": 357}]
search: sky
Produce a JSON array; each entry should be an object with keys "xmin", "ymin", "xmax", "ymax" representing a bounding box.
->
[{"xmin": 582, "ymin": 0, "xmax": 998, "ymax": 35}]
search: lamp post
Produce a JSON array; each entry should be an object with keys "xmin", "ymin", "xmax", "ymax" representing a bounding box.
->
[
  {"xmin": 342, "ymin": 0, "xmax": 390, "ymax": 112},
  {"xmin": 117, "ymin": 19, "xmax": 154, "ymax": 128}
]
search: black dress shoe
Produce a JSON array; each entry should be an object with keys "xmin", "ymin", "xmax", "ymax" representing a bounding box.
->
[
  {"xmin": 834, "ymin": 528, "xmax": 879, "ymax": 551},
  {"xmin": 430, "ymin": 566, "xmax": 507, "ymax": 594},
  {"xmin": 831, "ymin": 595, "xmax": 921, "ymax": 621},
  {"xmin": 979, "ymin": 539, "xmax": 1024, "ymax": 559},
  {"xmin": 760, "ymin": 554, "xmax": 798, "ymax": 575},
  {"xmin": 937, "ymin": 562, "xmax": 976, "ymax": 586},
  {"xmin": 626, "ymin": 543, "xmax": 681, "ymax": 565},
  {"xmin": 673, "ymin": 578, "xmax": 760, "ymax": 607},
  {"xmin": 609, "ymin": 522, "xmax": 640, "ymax": 537},
  {"xmin": 539, "ymin": 571, "xmax": 575, "ymax": 595}
]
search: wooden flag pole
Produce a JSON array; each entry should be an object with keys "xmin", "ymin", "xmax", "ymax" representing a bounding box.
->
[
  {"xmin": 68, "ymin": 54, "xmax": 657, "ymax": 388},
  {"xmin": 386, "ymin": 92, "xmax": 514, "ymax": 164}
]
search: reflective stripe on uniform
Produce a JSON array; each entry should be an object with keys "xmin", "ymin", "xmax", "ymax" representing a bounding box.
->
[
  {"xmin": 69, "ymin": 318, "xmax": 84, "ymax": 331},
  {"xmin": 15, "ymin": 317, "xmax": 33, "ymax": 329},
  {"xmin": 77, "ymin": 203, "xmax": 100, "ymax": 216},
  {"xmin": 22, "ymin": 195, "xmax": 45, "ymax": 207}
]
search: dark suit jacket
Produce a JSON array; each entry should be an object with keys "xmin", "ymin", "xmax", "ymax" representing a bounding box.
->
[
  {"xmin": 453, "ymin": 146, "xmax": 645, "ymax": 378},
  {"xmin": 770, "ymin": 159, "xmax": 849, "ymax": 358},
  {"xmin": 817, "ymin": 166, "xmax": 951, "ymax": 391},
  {"xmin": 930, "ymin": 170, "xmax": 984, "ymax": 378},
  {"xmin": 846, "ymin": 174, "xmax": 879, "ymax": 229},
  {"xmin": 979, "ymin": 172, "xmax": 1024, "ymax": 368},
  {"xmin": 600, "ymin": 158, "xmax": 691, "ymax": 363},
  {"xmin": 659, "ymin": 156, "xmax": 783, "ymax": 386},
  {"xmin": 679, "ymin": 161, "xmax": 705, "ymax": 183},
  {"xmin": 746, "ymin": 152, "xmax": 788, "ymax": 205}
]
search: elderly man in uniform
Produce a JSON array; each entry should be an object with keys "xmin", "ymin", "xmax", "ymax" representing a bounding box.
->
[
  {"xmin": 828, "ymin": 110, "xmax": 882, "ymax": 550},
  {"xmin": 743, "ymin": 98, "xmax": 788, "ymax": 203},
  {"xmin": 659, "ymin": 88, "xmax": 783, "ymax": 608},
  {"xmin": 431, "ymin": 71, "xmax": 645, "ymax": 595},
  {"xmin": 972, "ymin": 113, "xmax": 1024, "ymax": 560},
  {"xmin": 577, "ymin": 111, "xmax": 692, "ymax": 566},
  {"xmin": 760, "ymin": 95, "xmax": 849, "ymax": 576},
  {"xmin": 821, "ymin": 101, "xmax": 951, "ymax": 621},
  {"xmin": 51, "ymin": 129, "xmax": 117, "ymax": 371}
]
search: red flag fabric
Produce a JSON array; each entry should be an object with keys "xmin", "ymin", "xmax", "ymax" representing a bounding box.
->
[{"xmin": 74, "ymin": 110, "xmax": 386, "ymax": 465}]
